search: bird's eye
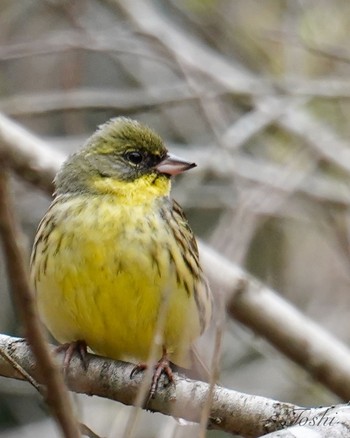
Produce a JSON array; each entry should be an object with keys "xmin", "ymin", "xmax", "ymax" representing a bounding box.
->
[{"xmin": 125, "ymin": 151, "xmax": 143, "ymax": 165}]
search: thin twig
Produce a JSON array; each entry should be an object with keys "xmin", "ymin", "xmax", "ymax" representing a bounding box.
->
[
  {"xmin": 122, "ymin": 284, "xmax": 174, "ymax": 438},
  {"xmin": 0, "ymin": 167, "xmax": 80, "ymax": 438},
  {"xmin": 0, "ymin": 85, "xmax": 223, "ymax": 117},
  {"xmin": 198, "ymin": 314, "xmax": 224, "ymax": 438},
  {"xmin": 80, "ymin": 423, "xmax": 103, "ymax": 438},
  {"xmin": 0, "ymin": 345, "xmax": 41, "ymax": 393}
]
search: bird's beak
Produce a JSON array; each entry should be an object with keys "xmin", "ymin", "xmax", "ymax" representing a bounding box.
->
[{"xmin": 155, "ymin": 153, "xmax": 196, "ymax": 176}]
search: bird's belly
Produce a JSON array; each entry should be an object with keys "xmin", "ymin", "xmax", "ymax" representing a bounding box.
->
[{"xmin": 33, "ymin": 207, "xmax": 200, "ymax": 366}]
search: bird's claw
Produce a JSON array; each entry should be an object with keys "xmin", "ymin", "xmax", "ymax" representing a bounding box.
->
[
  {"xmin": 130, "ymin": 353, "xmax": 174, "ymax": 400},
  {"xmin": 55, "ymin": 340, "xmax": 88, "ymax": 373}
]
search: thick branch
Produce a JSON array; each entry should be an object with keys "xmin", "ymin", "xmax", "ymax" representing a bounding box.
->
[
  {"xmin": 2, "ymin": 334, "xmax": 350, "ymax": 437},
  {"xmin": 200, "ymin": 243, "xmax": 350, "ymax": 401},
  {"xmin": 0, "ymin": 113, "xmax": 63, "ymax": 193}
]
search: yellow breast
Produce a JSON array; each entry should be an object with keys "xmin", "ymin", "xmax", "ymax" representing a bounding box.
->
[{"xmin": 31, "ymin": 194, "xmax": 202, "ymax": 367}]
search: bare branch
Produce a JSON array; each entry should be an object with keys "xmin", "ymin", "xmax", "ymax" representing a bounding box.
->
[
  {"xmin": 277, "ymin": 104, "xmax": 350, "ymax": 174},
  {"xmin": 0, "ymin": 113, "xmax": 64, "ymax": 193},
  {"xmin": 0, "ymin": 30, "xmax": 170, "ymax": 65},
  {"xmin": 113, "ymin": 0, "xmax": 267, "ymax": 96},
  {"xmin": 1, "ymin": 334, "xmax": 350, "ymax": 437},
  {"xmin": 0, "ymin": 169, "xmax": 80, "ymax": 437},
  {"xmin": 221, "ymin": 97, "xmax": 306, "ymax": 152},
  {"xmin": 199, "ymin": 242, "xmax": 350, "ymax": 401},
  {"xmin": 0, "ymin": 347, "xmax": 41, "ymax": 392},
  {"xmin": 0, "ymin": 85, "xmax": 222, "ymax": 117}
]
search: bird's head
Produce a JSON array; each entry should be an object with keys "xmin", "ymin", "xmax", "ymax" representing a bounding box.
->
[{"xmin": 55, "ymin": 117, "xmax": 196, "ymax": 202}]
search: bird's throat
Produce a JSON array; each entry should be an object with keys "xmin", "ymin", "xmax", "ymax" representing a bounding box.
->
[{"xmin": 91, "ymin": 173, "xmax": 171, "ymax": 205}]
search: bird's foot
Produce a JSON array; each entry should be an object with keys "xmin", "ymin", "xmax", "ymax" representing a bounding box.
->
[
  {"xmin": 55, "ymin": 340, "xmax": 88, "ymax": 372},
  {"xmin": 149, "ymin": 354, "xmax": 174, "ymax": 399},
  {"xmin": 130, "ymin": 350, "xmax": 174, "ymax": 400}
]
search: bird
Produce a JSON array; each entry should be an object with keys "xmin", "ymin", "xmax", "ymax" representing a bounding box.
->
[{"xmin": 30, "ymin": 117, "xmax": 212, "ymax": 396}]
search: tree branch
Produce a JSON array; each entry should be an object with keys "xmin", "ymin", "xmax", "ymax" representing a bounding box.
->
[
  {"xmin": 0, "ymin": 112, "xmax": 63, "ymax": 193},
  {"xmin": 2, "ymin": 333, "xmax": 350, "ymax": 438},
  {"xmin": 0, "ymin": 84, "xmax": 222, "ymax": 117},
  {"xmin": 0, "ymin": 168, "xmax": 80, "ymax": 437}
]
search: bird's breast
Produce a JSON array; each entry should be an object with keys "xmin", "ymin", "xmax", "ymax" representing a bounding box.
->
[{"xmin": 31, "ymin": 194, "xmax": 202, "ymax": 366}]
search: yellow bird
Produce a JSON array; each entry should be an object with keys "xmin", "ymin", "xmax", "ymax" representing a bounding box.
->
[{"xmin": 31, "ymin": 117, "xmax": 212, "ymax": 393}]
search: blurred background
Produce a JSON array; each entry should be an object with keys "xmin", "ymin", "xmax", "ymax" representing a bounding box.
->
[{"xmin": 1, "ymin": 0, "xmax": 350, "ymax": 436}]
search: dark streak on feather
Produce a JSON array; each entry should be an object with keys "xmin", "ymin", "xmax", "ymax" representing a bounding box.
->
[{"xmin": 54, "ymin": 233, "xmax": 64, "ymax": 256}]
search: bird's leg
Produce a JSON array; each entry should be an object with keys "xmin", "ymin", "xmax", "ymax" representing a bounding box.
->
[
  {"xmin": 130, "ymin": 346, "xmax": 174, "ymax": 399},
  {"xmin": 55, "ymin": 340, "xmax": 88, "ymax": 372},
  {"xmin": 149, "ymin": 347, "xmax": 174, "ymax": 399}
]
